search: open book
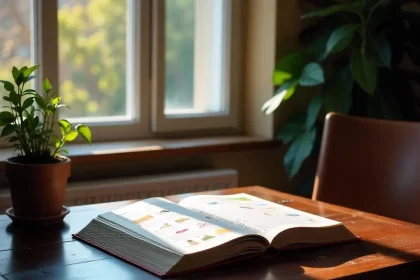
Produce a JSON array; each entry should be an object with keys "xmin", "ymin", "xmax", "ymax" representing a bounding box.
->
[{"xmin": 74, "ymin": 193, "xmax": 357, "ymax": 277}]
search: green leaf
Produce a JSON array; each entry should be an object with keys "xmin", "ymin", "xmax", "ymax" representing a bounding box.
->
[
  {"xmin": 322, "ymin": 68, "xmax": 353, "ymax": 114},
  {"xmin": 9, "ymin": 91, "xmax": 19, "ymax": 105},
  {"xmin": 12, "ymin": 67, "xmax": 19, "ymax": 80},
  {"xmin": 302, "ymin": 3, "xmax": 364, "ymax": 19},
  {"xmin": 326, "ymin": 24, "xmax": 360, "ymax": 55},
  {"xmin": 274, "ymin": 51, "xmax": 309, "ymax": 79},
  {"xmin": 46, "ymin": 104, "xmax": 56, "ymax": 114},
  {"xmin": 25, "ymin": 76, "xmax": 37, "ymax": 84},
  {"xmin": 372, "ymin": 33, "xmax": 391, "ymax": 67},
  {"xmin": 51, "ymin": 97, "xmax": 62, "ymax": 106},
  {"xmin": 300, "ymin": 16, "xmax": 347, "ymax": 61},
  {"xmin": 34, "ymin": 94, "xmax": 45, "ymax": 109},
  {"xmin": 54, "ymin": 136, "xmax": 61, "ymax": 148},
  {"xmin": 284, "ymin": 128, "xmax": 317, "ymax": 178},
  {"xmin": 76, "ymin": 124, "xmax": 92, "ymax": 144},
  {"xmin": 276, "ymin": 114, "xmax": 306, "ymax": 144},
  {"xmin": 32, "ymin": 116, "xmax": 40, "ymax": 128},
  {"xmin": 3, "ymin": 96, "xmax": 10, "ymax": 102},
  {"xmin": 65, "ymin": 130, "xmax": 79, "ymax": 142},
  {"xmin": 30, "ymin": 106, "xmax": 35, "ymax": 118},
  {"xmin": 0, "ymin": 112, "xmax": 15, "ymax": 126},
  {"xmin": 272, "ymin": 71, "xmax": 292, "ymax": 86},
  {"xmin": 43, "ymin": 78, "xmax": 52, "ymax": 93},
  {"xmin": 306, "ymin": 95, "xmax": 322, "ymax": 130},
  {"xmin": 1, "ymin": 123, "xmax": 15, "ymax": 137},
  {"xmin": 0, "ymin": 81, "xmax": 14, "ymax": 92},
  {"xmin": 22, "ymin": 98, "xmax": 34, "ymax": 111},
  {"xmin": 282, "ymin": 80, "xmax": 299, "ymax": 101},
  {"xmin": 299, "ymin": 63, "xmax": 325, "ymax": 86},
  {"xmin": 23, "ymin": 65, "xmax": 40, "ymax": 79},
  {"xmin": 262, "ymin": 80, "xmax": 298, "ymax": 115},
  {"xmin": 350, "ymin": 49, "xmax": 377, "ymax": 95},
  {"xmin": 59, "ymin": 119, "xmax": 72, "ymax": 135}
]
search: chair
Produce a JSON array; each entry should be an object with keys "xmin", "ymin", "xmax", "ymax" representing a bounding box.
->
[{"xmin": 312, "ymin": 113, "xmax": 420, "ymax": 224}]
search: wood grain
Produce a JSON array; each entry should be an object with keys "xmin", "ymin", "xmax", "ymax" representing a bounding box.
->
[{"xmin": 1, "ymin": 186, "xmax": 419, "ymax": 280}]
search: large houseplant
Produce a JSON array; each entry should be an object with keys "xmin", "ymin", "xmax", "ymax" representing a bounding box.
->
[
  {"xmin": 263, "ymin": 0, "xmax": 420, "ymax": 179},
  {"xmin": 0, "ymin": 65, "xmax": 91, "ymax": 222}
]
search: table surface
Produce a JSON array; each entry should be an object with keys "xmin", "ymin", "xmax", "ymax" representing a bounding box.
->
[{"xmin": 0, "ymin": 186, "xmax": 420, "ymax": 280}]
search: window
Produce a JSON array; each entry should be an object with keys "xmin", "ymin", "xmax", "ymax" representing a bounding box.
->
[
  {"xmin": 0, "ymin": 0, "xmax": 33, "ymax": 107},
  {"xmin": 0, "ymin": 0, "xmax": 242, "ymax": 143},
  {"xmin": 58, "ymin": 0, "xmax": 130, "ymax": 121}
]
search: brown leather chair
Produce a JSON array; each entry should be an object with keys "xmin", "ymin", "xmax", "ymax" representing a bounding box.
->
[{"xmin": 312, "ymin": 113, "xmax": 420, "ymax": 224}]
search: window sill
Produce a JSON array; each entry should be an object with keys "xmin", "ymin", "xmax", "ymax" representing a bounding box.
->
[{"xmin": 0, "ymin": 136, "xmax": 281, "ymax": 169}]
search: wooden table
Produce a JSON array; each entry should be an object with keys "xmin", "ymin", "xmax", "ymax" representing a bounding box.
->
[{"xmin": 0, "ymin": 186, "xmax": 419, "ymax": 279}]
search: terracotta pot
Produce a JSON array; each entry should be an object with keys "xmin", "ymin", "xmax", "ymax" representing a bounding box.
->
[{"xmin": 5, "ymin": 157, "xmax": 71, "ymax": 218}]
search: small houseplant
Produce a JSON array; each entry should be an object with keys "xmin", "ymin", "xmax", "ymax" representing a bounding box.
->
[
  {"xmin": 0, "ymin": 65, "xmax": 91, "ymax": 222},
  {"xmin": 262, "ymin": 0, "xmax": 420, "ymax": 182}
]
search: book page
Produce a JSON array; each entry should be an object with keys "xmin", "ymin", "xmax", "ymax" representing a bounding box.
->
[
  {"xmin": 179, "ymin": 193, "xmax": 342, "ymax": 242},
  {"xmin": 110, "ymin": 197, "xmax": 254, "ymax": 255}
]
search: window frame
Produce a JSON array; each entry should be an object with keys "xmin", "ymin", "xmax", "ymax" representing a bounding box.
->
[
  {"xmin": 42, "ymin": 0, "xmax": 152, "ymax": 142},
  {"xmin": 151, "ymin": 0, "xmax": 242, "ymax": 134},
  {"xmin": 0, "ymin": 0, "xmax": 243, "ymax": 147}
]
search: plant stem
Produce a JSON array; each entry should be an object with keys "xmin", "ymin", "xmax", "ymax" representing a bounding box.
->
[
  {"xmin": 40, "ymin": 111, "xmax": 47, "ymax": 151},
  {"xmin": 17, "ymin": 83, "xmax": 30, "ymax": 155},
  {"xmin": 45, "ymin": 108, "xmax": 56, "ymax": 153}
]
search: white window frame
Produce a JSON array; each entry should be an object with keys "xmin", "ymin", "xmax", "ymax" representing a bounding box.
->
[
  {"xmin": 0, "ymin": 0, "xmax": 242, "ymax": 146},
  {"xmin": 151, "ymin": 0, "xmax": 242, "ymax": 133},
  {"xmin": 39, "ymin": 0, "xmax": 152, "ymax": 143}
]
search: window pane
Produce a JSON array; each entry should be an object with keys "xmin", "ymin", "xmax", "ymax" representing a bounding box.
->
[
  {"xmin": 58, "ymin": 0, "xmax": 129, "ymax": 120},
  {"xmin": 0, "ymin": 0, "xmax": 32, "ymax": 108},
  {"xmin": 165, "ymin": 0, "xmax": 227, "ymax": 114}
]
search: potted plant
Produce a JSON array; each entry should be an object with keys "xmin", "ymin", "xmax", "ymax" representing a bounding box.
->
[
  {"xmin": 0, "ymin": 65, "xmax": 91, "ymax": 224},
  {"xmin": 262, "ymin": 0, "xmax": 420, "ymax": 184}
]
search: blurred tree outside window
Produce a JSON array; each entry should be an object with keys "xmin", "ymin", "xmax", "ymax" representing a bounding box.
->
[
  {"xmin": 0, "ymin": 0, "xmax": 32, "ymax": 110},
  {"xmin": 0, "ymin": 0, "xmax": 234, "ymax": 136}
]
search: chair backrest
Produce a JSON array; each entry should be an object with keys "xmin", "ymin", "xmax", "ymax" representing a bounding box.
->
[{"xmin": 312, "ymin": 113, "xmax": 420, "ymax": 224}]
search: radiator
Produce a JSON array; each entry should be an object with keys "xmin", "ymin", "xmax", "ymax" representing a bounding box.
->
[{"xmin": 0, "ymin": 169, "xmax": 238, "ymax": 212}]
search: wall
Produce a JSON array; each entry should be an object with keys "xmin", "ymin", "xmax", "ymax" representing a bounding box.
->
[{"xmin": 70, "ymin": 146, "xmax": 291, "ymax": 192}]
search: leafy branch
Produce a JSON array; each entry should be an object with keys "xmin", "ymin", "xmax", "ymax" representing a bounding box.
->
[
  {"xmin": 0, "ymin": 65, "xmax": 92, "ymax": 161},
  {"xmin": 263, "ymin": 0, "xmax": 420, "ymax": 178}
]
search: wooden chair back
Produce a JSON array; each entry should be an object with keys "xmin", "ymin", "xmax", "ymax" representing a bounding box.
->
[{"xmin": 312, "ymin": 113, "xmax": 420, "ymax": 224}]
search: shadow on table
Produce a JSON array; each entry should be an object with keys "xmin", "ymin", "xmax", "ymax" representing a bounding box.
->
[{"xmin": 177, "ymin": 239, "xmax": 420, "ymax": 280}]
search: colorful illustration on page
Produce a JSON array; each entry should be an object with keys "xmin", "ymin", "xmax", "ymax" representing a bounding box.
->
[
  {"xmin": 176, "ymin": 229, "xmax": 189, "ymax": 234},
  {"xmin": 229, "ymin": 197, "xmax": 252, "ymax": 201},
  {"xmin": 256, "ymin": 203, "xmax": 268, "ymax": 207},
  {"xmin": 175, "ymin": 217, "xmax": 190, "ymax": 223},
  {"xmin": 187, "ymin": 239, "xmax": 199, "ymax": 246},
  {"xmin": 215, "ymin": 228, "xmax": 230, "ymax": 235},
  {"xmin": 133, "ymin": 215, "xmax": 154, "ymax": 224},
  {"xmin": 202, "ymin": 234, "xmax": 215, "ymax": 241},
  {"xmin": 160, "ymin": 223, "xmax": 172, "ymax": 230},
  {"xmin": 285, "ymin": 213, "xmax": 300, "ymax": 217}
]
